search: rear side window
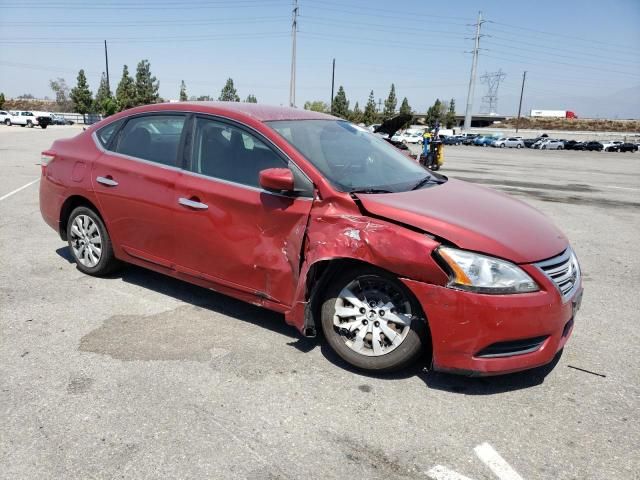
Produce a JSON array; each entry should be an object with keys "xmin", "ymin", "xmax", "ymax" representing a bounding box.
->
[
  {"xmin": 115, "ymin": 115, "xmax": 186, "ymax": 166},
  {"xmin": 96, "ymin": 120, "xmax": 123, "ymax": 147}
]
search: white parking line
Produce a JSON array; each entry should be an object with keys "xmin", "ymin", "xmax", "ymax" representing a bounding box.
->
[
  {"xmin": 474, "ymin": 443, "xmax": 524, "ymax": 480},
  {"xmin": 427, "ymin": 465, "xmax": 477, "ymax": 480},
  {"xmin": 0, "ymin": 178, "xmax": 40, "ymax": 201}
]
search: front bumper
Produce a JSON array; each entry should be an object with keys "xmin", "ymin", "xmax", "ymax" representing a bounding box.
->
[{"xmin": 402, "ymin": 270, "xmax": 582, "ymax": 376}]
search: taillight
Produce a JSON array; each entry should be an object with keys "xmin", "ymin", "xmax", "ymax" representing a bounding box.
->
[{"xmin": 41, "ymin": 151, "xmax": 55, "ymax": 173}]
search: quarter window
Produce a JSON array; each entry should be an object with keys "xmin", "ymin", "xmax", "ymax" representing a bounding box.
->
[
  {"xmin": 115, "ymin": 115, "xmax": 186, "ymax": 166},
  {"xmin": 96, "ymin": 120, "xmax": 123, "ymax": 148},
  {"xmin": 189, "ymin": 117, "xmax": 286, "ymax": 187}
]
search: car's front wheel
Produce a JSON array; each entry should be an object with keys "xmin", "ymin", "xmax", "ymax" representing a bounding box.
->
[
  {"xmin": 320, "ymin": 267, "xmax": 427, "ymax": 372},
  {"xmin": 3, "ymin": 119, "xmax": 10, "ymax": 126},
  {"xmin": 67, "ymin": 206, "xmax": 120, "ymax": 276}
]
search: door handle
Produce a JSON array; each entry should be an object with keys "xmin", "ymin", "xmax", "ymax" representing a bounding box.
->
[
  {"xmin": 96, "ymin": 176, "xmax": 118, "ymax": 187},
  {"xmin": 178, "ymin": 197, "xmax": 208, "ymax": 210}
]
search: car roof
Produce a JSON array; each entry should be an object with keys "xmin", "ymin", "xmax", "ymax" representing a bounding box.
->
[{"xmin": 124, "ymin": 101, "xmax": 336, "ymax": 122}]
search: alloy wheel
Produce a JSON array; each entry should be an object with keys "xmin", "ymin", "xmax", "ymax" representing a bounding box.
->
[
  {"xmin": 69, "ymin": 214, "xmax": 102, "ymax": 268},
  {"xmin": 333, "ymin": 276, "xmax": 413, "ymax": 357}
]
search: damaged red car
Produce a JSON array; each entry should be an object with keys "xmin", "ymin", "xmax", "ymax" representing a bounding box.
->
[{"xmin": 39, "ymin": 103, "xmax": 583, "ymax": 375}]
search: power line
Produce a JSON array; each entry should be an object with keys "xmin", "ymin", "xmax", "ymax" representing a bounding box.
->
[
  {"xmin": 487, "ymin": 20, "xmax": 639, "ymax": 53},
  {"xmin": 479, "ymin": 52, "xmax": 640, "ymax": 79}
]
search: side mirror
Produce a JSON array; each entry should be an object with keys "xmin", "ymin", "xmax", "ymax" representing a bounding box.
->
[{"xmin": 259, "ymin": 168, "xmax": 295, "ymax": 193}]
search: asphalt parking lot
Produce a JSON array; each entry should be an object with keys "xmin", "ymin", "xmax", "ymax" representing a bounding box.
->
[{"xmin": 1, "ymin": 126, "xmax": 639, "ymax": 480}]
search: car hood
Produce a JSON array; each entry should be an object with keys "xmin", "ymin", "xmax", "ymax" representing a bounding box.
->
[
  {"xmin": 355, "ymin": 178, "xmax": 568, "ymax": 264},
  {"xmin": 373, "ymin": 113, "xmax": 412, "ymax": 138}
]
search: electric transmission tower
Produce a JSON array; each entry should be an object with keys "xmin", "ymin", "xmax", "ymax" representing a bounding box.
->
[{"xmin": 480, "ymin": 69, "xmax": 506, "ymax": 115}]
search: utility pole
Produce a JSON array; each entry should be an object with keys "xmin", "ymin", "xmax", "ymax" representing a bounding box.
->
[
  {"xmin": 516, "ymin": 71, "xmax": 527, "ymax": 133},
  {"xmin": 463, "ymin": 11, "xmax": 484, "ymax": 130},
  {"xmin": 330, "ymin": 58, "xmax": 335, "ymax": 114},
  {"xmin": 104, "ymin": 40, "xmax": 110, "ymax": 92},
  {"xmin": 289, "ymin": 0, "xmax": 298, "ymax": 107}
]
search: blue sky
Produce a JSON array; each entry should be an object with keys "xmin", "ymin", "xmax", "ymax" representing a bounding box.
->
[{"xmin": 1, "ymin": 0, "xmax": 639, "ymax": 118}]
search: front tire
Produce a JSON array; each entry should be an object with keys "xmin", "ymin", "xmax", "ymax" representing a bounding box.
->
[
  {"xmin": 320, "ymin": 266, "xmax": 427, "ymax": 372},
  {"xmin": 67, "ymin": 206, "xmax": 120, "ymax": 276},
  {"xmin": 4, "ymin": 119, "xmax": 10, "ymax": 126}
]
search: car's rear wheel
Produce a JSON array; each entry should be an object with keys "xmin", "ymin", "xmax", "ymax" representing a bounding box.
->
[
  {"xmin": 67, "ymin": 206, "xmax": 119, "ymax": 276},
  {"xmin": 516, "ymin": 144, "xmax": 522, "ymax": 149},
  {"xmin": 27, "ymin": 120, "xmax": 33, "ymax": 128},
  {"xmin": 320, "ymin": 267, "xmax": 427, "ymax": 372}
]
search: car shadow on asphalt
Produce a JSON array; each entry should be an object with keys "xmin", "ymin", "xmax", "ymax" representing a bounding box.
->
[
  {"xmin": 57, "ymin": 246, "xmax": 562, "ymax": 394},
  {"xmin": 319, "ymin": 341, "xmax": 563, "ymax": 395}
]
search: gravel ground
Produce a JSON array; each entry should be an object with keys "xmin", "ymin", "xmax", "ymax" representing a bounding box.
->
[{"xmin": 1, "ymin": 126, "xmax": 639, "ymax": 479}]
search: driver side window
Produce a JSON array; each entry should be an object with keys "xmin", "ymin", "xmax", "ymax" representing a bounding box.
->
[{"xmin": 189, "ymin": 117, "xmax": 286, "ymax": 188}]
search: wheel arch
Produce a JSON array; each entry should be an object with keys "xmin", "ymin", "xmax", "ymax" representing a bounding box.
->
[
  {"xmin": 58, "ymin": 195, "xmax": 106, "ymax": 241},
  {"xmin": 302, "ymin": 257, "xmax": 431, "ymax": 343}
]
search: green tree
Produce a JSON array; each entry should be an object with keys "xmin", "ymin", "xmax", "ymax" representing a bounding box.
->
[
  {"xmin": 0, "ymin": 92, "xmax": 5, "ymax": 109},
  {"xmin": 399, "ymin": 97, "xmax": 412, "ymax": 115},
  {"xmin": 383, "ymin": 83, "xmax": 397, "ymax": 118},
  {"xmin": 332, "ymin": 86, "xmax": 349, "ymax": 119},
  {"xmin": 179, "ymin": 80, "xmax": 188, "ymax": 101},
  {"xmin": 219, "ymin": 78, "xmax": 240, "ymax": 102},
  {"xmin": 49, "ymin": 78, "xmax": 72, "ymax": 111},
  {"xmin": 363, "ymin": 90, "xmax": 377, "ymax": 125},
  {"xmin": 350, "ymin": 101, "xmax": 363, "ymax": 123},
  {"xmin": 445, "ymin": 98, "xmax": 456, "ymax": 128},
  {"xmin": 195, "ymin": 95, "xmax": 212, "ymax": 101},
  {"xmin": 303, "ymin": 100, "xmax": 329, "ymax": 112},
  {"xmin": 94, "ymin": 72, "xmax": 114, "ymax": 116},
  {"xmin": 244, "ymin": 94, "xmax": 257, "ymax": 103},
  {"xmin": 115, "ymin": 65, "xmax": 136, "ymax": 111},
  {"xmin": 134, "ymin": 59, "xmax": 160, "ymax": 105},
  {"xmin": 426, "ymin": 98, "xmax": 444, "ymax": 127},
  {"xmin": 70, "ymin": 69, "xmax": 93, "ymax": 121}
]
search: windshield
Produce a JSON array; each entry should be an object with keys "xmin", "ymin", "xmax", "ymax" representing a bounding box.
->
[{"xmin": 267, "ymin": 120, "xmax": 439, "ymax": 193}]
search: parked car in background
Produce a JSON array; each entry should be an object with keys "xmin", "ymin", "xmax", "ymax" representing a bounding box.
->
[
  {"xmin": 39, "ymin": 102, "xmax": 582, "ymax": 375},
  {"xmin": 524, "ymin": 135, "xmax": 549, "ymax": 148},
  {"xmin": 401, "ymin": 132, "xmax": 424, "ymax": 145},
  {"xmin": 7, "ymin": 111, "xmax": 52, "ymax": 129},
  {"xmin": 0, "ymin": 110, "xmax": 11, "ymax": 125},
  {"xmin": 584, "ymin": 141, "xmax": 603, "ymax": 152},
  {"xmin": 50, "ymin": 114, "xmax": 74, "ymax": 126},
  {"xmin": 616, "ymin": 143, "xmax": 638, "ymax": 153},
  {"xmin": 442, "ymin": 135, "xmax": 462, "ymax": 145},
  {"xmin": 474, "ymin": 136, "xmax": 494, "ymax": 147},
  {"xmin": 539, "ymin": 139, "xmax": 564, "ymax": 150},
  {"xmin": 492, "ymin": 137, "xmax": 525, "ymax": 149},
  {"xmin": 461, "ymin": 134, "xmax": 479, "ymax": 145},
  {"xmin": 563, "ymin": 140, "xmax": 586, "ymax": 151},
  {"xmin": 601, "ymin": 141, "xmax": 624, "ymax": 152}
]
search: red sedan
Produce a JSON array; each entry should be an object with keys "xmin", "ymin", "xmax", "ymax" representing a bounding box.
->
[{"xmin": 39, "ymin": 102, "xmax": 583, "ymax": 375}]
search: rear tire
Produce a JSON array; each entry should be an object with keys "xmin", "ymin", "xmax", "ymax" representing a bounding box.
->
[
  {"xmin": 66, "ymin": 206, "xmax": 120, "ymax": 276},
  {"xmin": 320, "ymin": 266, "xmax": 428, "ymax": 373},
  {"xmin": 27, "ymin": 120, "xmax": 33, "ymax": 128}
]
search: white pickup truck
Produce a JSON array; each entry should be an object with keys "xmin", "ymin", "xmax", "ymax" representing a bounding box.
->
[{"xmin": 7, "ymin": 110, "xmax": 52, "ymax": 129}]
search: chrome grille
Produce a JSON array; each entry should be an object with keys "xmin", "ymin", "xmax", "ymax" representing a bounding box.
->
[{"xmin": 536, "ymin": 249, "xmax": 580, "ymax": 299}]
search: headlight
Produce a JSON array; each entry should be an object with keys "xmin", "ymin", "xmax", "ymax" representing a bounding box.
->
[{"xmin": 436, "ymin": 246, "xmax": 539, "ymax": 294}]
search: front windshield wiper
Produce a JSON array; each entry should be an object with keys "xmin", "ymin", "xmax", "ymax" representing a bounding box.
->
[
  {"xmin": 349, "ymin": 188, "xmax": 393, "ymax": 194},
  {"xmin": 411, "ymin": 175, "xmax": 442, "ymax": 190}
]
